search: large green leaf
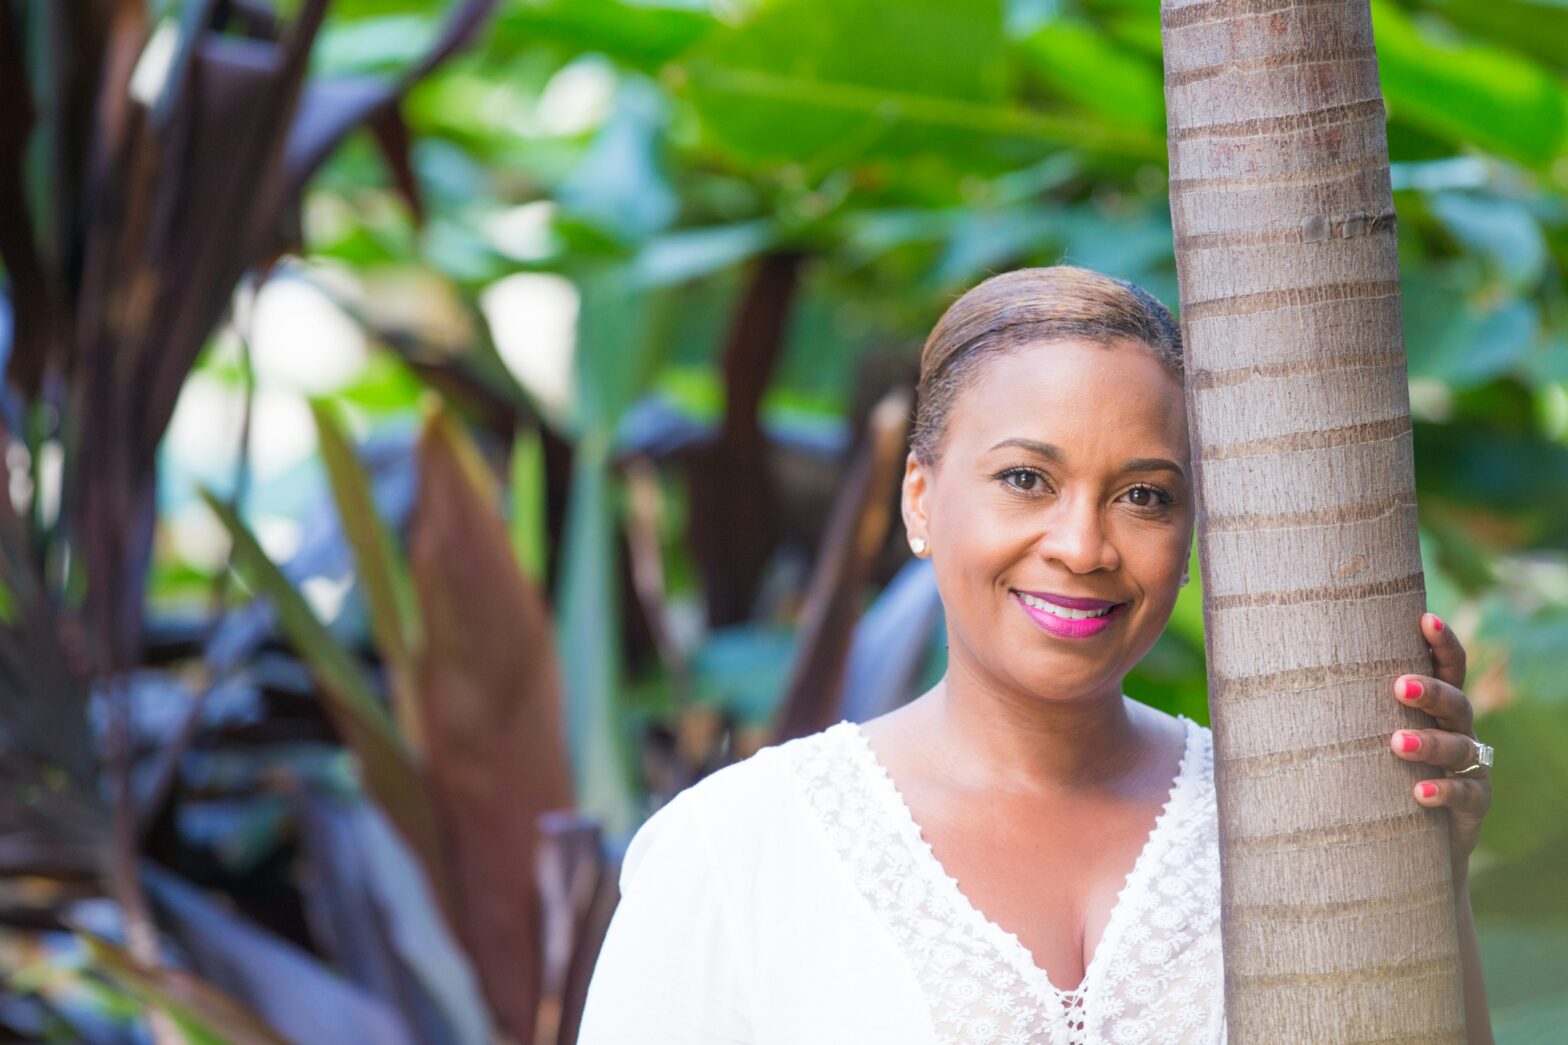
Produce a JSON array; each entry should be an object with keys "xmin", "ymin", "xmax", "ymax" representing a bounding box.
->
[
  {"xmin": 494, "ymin": 0, "xmax": 716, "ymax": 72},
  {"xmin": 1373, "ymin": 0, "xmax": 1568, "ymax": 169},
  {"xmin": 678, "ymin": 0, "xmax": 1161, "ymax": 178},
  {"xmin": 1417, "ymin": 0, "xmax": 1568, "ymax": 75},
  {"xmin": 315, "ymin": 15, "xmax": 445, "ymax": 75},
  {"xmin": 1017, "ymin": 17, "xmax": 1165, "ymax": 135}
]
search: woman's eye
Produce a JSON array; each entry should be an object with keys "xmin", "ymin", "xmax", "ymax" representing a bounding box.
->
[
  {"xmin": 1124, "ymin": 484, "xmax": 1173, "ymax": 509},
  {"xmin": 998, "ymin": 468, "xmax": 1047, "ymax": 493}
]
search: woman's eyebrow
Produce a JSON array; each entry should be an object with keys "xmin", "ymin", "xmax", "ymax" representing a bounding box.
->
[
  {"xmin": 1120, "ymin": 457, "xmax": 1188, "ymax": 480},
  {"xmin": 986, "ymin": 439, "xmax": 1187, "ymax": 481},
  {"xmin": 987, "ymin": 437, "xmax": 1064, "ymax": 459}
]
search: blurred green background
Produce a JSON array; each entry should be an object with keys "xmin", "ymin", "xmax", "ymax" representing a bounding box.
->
[{"xmin": 1, "ymin": 0, "xmax": 1565, "ymax": 1041}]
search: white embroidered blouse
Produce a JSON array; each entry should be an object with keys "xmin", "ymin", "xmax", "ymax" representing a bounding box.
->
[{"xmin": 578, "ymin": 713, "xmax": 1225, "ymax": 1044}]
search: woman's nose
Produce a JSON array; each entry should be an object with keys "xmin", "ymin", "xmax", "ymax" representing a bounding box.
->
[{"xmin": 1035, "ymin": 497, "xmax": 1119, "ymax": 574}]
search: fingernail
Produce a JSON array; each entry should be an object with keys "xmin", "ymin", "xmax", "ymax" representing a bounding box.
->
[
  {"xmin": 1399, "ymin": 678, "xmax": 1423, "ymax": 701},
  {"xmin": 1398, "ymin": 732, "xmax": 1421, "ymax": 753},
  {"xmin": 1418, "ymin": 781, "xmax": 1437, "ymax": 798},
  {"xmin": 1428, "ymin": 613, "xmax": 1444, "ymax": 633}
]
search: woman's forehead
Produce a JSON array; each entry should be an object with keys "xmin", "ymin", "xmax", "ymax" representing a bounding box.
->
[{"xmin": 949, "ymin": 339, "xmax": 1188, "ymax": 448}]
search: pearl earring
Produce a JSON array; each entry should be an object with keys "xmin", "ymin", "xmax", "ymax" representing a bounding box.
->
[{"xmin": 910, "ymin": 536, "xmax": 928, "ymax": 556}]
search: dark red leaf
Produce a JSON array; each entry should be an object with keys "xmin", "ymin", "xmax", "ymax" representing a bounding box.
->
[
  {"xmin": 407, "ymin": 407, "xmax": 576, "ymax": 1041},
  {"xmin": 683, "ymin": 251, "xmax": 804, "ymax": 626}
]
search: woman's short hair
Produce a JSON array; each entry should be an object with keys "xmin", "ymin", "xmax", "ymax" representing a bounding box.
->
[{"xmin": 910, "ymin": 266, "xmax": 1183, "ymax": 470}]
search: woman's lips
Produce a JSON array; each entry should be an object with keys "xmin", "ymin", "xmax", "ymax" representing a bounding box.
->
[
  {"xmin": 1012, "ymin": 589, "xmax": 1120, "ymax": 611},
  {"xmin": 1011, "ymin": 590, "xmax": 1127, "ymax": 638}
]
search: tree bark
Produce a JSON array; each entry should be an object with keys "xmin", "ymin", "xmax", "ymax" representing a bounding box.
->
[{"xmin": 1160, "ymin": 0, "xmax": 1468, "ymax": 1040}]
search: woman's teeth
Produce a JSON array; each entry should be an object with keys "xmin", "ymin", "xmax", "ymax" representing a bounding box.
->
[{"xmin": 1017, "ymin": 592, "xmax": 1116, "ymax": 620}]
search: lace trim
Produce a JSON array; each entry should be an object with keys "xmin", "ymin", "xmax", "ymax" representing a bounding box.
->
[{"xmin": 774, "ymin": 715, "xmax": 1221, "ymax": 1045}]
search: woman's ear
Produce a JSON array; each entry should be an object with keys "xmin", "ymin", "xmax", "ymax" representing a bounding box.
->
[{"xmin": 902, "ymin": 450, "xmax": 930, "ymax": 543}]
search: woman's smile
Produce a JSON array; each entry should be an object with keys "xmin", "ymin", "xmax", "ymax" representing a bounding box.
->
[{"xmin": 1011, "ymin": 589, "xmax": 1129, "ymax": 639}]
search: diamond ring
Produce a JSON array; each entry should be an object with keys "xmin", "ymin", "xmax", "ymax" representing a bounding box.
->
[{"xmin": 1453, "ymin": 738, "xmax": 1493, "ymax": 775}]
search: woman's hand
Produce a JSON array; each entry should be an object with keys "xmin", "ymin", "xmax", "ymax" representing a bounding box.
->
[{"xmin": 1388, "ymin": 611, "xmax": 1491, "ymax": 881}]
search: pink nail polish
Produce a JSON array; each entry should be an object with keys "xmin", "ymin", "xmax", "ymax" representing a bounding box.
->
[
  {"xmin": 1418, "ymin": 781, "xmax": 1437, "ymax": 798},
  {"xmin": 1399, "ymin": 732, "xmax": 1420, "ymax": 753},
  {"xmin": 1430, "ymin": 614, "xmax": 1444, "ymax": 633}
]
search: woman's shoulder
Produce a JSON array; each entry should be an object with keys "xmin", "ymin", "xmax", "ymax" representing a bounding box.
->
[
  {"xmin": 617, "ymin": 721, "xmax": 855, "ymax": 888},
  {"xmin": 676, "ymin": 720, "xmax": 854, "ymax": 814}
]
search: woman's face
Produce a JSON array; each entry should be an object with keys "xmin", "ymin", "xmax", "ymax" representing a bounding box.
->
[{"xmin": 903, "ymin": 336, "xmax": 1195, "ymax": 705}]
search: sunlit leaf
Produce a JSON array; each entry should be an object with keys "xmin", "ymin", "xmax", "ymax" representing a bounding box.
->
[
  {"xmin": 502, "ymin": 438, "xmax": 546, "ymax": 600},
  {"xmin": 310, "ymin": 399, "xmax": 424, "ymax": 751}
]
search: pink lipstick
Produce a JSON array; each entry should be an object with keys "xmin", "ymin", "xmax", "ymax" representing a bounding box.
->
[{"xmin": 1011, "ymin": 590, "xmax": 1127, "ymax": 639}]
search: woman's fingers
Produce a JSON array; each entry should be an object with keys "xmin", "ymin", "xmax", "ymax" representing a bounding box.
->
[
  {"xmin": 1398, "ymin": 613, "xmax": 1490, "ymax": 870},
  {"xmin": 1421, "ymin": 612, "xmax": 1467, "ymax": 691},
  {"xmin": 1389, "ymin": 727, "xmax": 1485, "ymax": 772},
  {"xmin": 1413, "ymin": 774, "xmax": 1491, "ymax": 815},
  {"xmin": 1392, "ymin": 672, "xmax": 1474, "ymax": 735}
]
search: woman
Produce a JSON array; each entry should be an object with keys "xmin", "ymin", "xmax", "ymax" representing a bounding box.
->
[{"xmin": 577, "ymin": 266, "xmax": 1494, "ymax": 1043}]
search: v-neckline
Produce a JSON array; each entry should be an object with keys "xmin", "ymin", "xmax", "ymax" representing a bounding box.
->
[{"xmin": 839, "ymin": 714, "xmax": 1198, "ymax": 1011}]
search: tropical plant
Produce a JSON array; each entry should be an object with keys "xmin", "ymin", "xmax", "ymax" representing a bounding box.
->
[{"xmin": 2, "ymin": 0, "xmax": 1565, "ymax": 1041}]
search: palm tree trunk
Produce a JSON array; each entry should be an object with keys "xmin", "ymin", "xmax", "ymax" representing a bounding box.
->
[{"xmin": 1160, "ymin": 0, "xmax": 1467, "ymax": 1039}]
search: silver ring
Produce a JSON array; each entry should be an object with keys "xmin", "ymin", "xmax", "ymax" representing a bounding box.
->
[{"xmin": 1453, "ymin": 737, "xmax": 1493, "ymax": 775}]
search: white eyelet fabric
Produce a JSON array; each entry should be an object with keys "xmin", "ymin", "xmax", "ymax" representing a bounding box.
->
[{"xmin": 775, "ymin": 716, "xmax": 1224, "ymax": 1045}]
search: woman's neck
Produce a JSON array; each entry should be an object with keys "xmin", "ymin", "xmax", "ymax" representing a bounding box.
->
[{"xmin": 902, "ymin": 662, "xmax": 1154, "ymax": 797}]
